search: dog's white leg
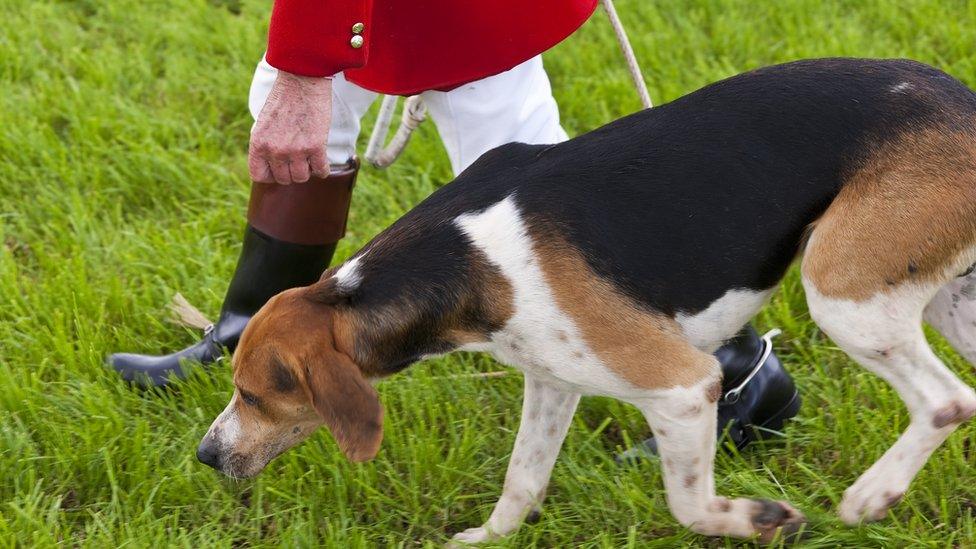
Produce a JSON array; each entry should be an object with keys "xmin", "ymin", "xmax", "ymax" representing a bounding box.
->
[
  {"xmin": 805, "ymin": 281, "xmax": 976, "ymax": 524},
  {"xmin": 449, "ymin": 375, "xmax": 579, "ymax": 546},
  {"xmin": 632, "ymin": 373, "xmax": 805, "ymax": 543},
  {"xmin": 924, "ymin": 271, "xmax": 976, "ymax": 365}
]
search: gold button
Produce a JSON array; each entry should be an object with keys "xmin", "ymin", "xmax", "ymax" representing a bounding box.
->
[
  {"xmin": 350, "ymin": 35, "xmax": 364, "ymax": 49},
  {"xmin": 351, "ymin": 22, "xmax": 365, "ymax": 34}
]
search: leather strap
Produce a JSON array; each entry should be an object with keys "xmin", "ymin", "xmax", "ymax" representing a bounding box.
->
[{"xmin": 247, "ymin": 158, "xmax": 360, "ymax": 245}]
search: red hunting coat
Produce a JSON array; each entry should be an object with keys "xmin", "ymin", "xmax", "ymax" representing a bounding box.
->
[{"xmin": 266, "ymin": 0, "xmax": 599, "ymax": 95}]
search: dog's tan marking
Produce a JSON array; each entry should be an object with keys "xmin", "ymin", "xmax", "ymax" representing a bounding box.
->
[
  {"xmin": 706, "ymin": 380, "xmax": 722, "ymax": 403},
  {"xmin": 444, "ymin": 248, "xmax": 515, "ymax": 346},
  {"xmin": 531, "ymin": 235, "xmax": 713, "ymax": 389},
  {"xmin": 804, "ymin": 127, "xmax": 976, "ymax": 300},
  {"xmin": 326, "ymin": 246, "xmax": 513, "ymax": 366},
  {"xmin": 204, "ymin": 287, "xmax": 384, "ymax": 477}
]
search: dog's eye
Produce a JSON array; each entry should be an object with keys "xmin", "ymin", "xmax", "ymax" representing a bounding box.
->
[{"xmin": 239, "ymin": 390, "xmax": 259, "ymax": 407}]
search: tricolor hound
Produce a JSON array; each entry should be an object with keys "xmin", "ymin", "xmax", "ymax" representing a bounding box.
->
[{"xmin": 197, "ymin": 58, "xmax": 976, "ymax": 543}]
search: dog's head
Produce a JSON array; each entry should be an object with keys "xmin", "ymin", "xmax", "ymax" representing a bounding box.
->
[{"xmin": 196, "ymin": 283, "xmax": 382, "ymax": 478}]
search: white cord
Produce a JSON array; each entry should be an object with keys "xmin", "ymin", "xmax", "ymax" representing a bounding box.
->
[
  {"xmin": 363, "ymin": 95, "xmax": 427, "ymax": 168},
  {"xmin": 602, "ymin": 0, "xmax": 652, "ymax": 109},
  {"xmin": 363, "ymin": 94, "xmax": 399, "ymax": 166}
]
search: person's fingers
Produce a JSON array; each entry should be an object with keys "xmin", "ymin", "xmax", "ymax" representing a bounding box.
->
[
  {"xmin": 309, "ymin": 148, "xmax": 330, "ymax": 179},
  {"xmin": 248, "ymin": 151, "xmax": 276, "ymax": 183},
  {"xmin": 289, "ymin": 158, "xmax": 311, "ymax": 183},
  {"xmin": 268, "ymin": 157, "xmax": 292, "ymax": 185},
  {"xmin": 256, "ymin": 162, "xmax": 276, "ymax": 184}
]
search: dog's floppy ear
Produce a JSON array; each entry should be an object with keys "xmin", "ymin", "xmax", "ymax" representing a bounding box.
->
[{"xmin": 303, "ymin": 350, "xmax": 383, "ymax": 462}]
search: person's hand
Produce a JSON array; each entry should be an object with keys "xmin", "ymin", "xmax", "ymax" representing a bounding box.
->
[{"xmin": 249, "ymin": 71, "xmax": 333, "ymax": 184}]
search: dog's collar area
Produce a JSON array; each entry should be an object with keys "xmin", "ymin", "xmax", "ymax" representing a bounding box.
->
[{"xmin": 722, "ymin": 328, "xmax": 781, "ymax": 404}]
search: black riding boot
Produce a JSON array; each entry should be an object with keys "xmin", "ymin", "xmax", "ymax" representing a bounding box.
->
[
  {"xmin": 618, "ymin": 325, "xmax": 801, "ymax": 460},
  {"xmin": 110, "ymin": 160, "xmax": 359, "ymax": 387}
]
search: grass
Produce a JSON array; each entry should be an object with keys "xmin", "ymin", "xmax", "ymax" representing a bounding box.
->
[{"xmin": 2, "ymin": 0, "xmax": 976, "ymax": 546}]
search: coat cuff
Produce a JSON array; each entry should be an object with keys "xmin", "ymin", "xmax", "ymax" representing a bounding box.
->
[{"xmin": 266, "ymin": 0, "xmax": 373, "ymax": 77}]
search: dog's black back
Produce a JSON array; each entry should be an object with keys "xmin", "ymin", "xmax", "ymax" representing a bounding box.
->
[{"xmin": 349, "ymin": 58, "xmax": 976, "ymax": 361}]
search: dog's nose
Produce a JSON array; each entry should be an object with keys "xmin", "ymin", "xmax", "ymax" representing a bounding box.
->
[{"xmin": 196, "ymin": 441, "xmax": 220, "ymax": 469}]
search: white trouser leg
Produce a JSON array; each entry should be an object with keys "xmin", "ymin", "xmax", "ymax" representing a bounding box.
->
[
  {"xmin": 421, "ymin": 56, "xmax": 569, "ymax": 176},
  {"xmin": 248, "ymin": 55, "xmax": 378, "ymax": 166}
]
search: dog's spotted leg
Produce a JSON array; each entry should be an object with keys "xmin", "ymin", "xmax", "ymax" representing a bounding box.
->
[
  {"xmin": 449, "ymin": 375, "xmax": 580, "ymax": 546},
  {"xmin": 805, "ymin": 281, "xmax": 976, "ymax": 524},
  {"xmin": 632, "ymin": 365, "xmax": 805, "ymax": 543},
  {"xmin": 924, "ymin": 270, "xmax": 976, "ymax": 365}
]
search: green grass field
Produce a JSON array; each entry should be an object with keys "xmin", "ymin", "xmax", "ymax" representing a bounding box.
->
[{"xmin": 3, "ymin": 0, "xmax": 976, "ymax": 546}]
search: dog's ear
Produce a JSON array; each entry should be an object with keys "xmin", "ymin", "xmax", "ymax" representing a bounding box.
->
[{"xmin": 303, "ymin": 350, "xmax": 383, "ymax": 462}]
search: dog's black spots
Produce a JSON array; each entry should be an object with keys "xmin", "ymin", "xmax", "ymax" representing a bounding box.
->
[
  {"xmin": 751, "ymin": 499, "xmax": 788, "ymax": 530},
  {"xmin": 750, "ymin": 500, "xmax": 807, "ymax": 542},
  {"xmin": 272, "ymin": 360, "xmax": 297, "ymax": 393},
  {"xmin": 292, "ymin": 426, "xmax": 301, "ymax": 434},
  {"xmin": 876, "ymin": 349, "xmax": 891, "ymax": 358},
  {"xmin": 908, "ymin": 262, "xmax": 919, "ymax": 274},
  {"xmin": 882, "ymin": 491, "xmax": 905, "ymax": 509},
  {"xmin": 525, "ymin": 509, "xmax": 543, "ymax": 524}
]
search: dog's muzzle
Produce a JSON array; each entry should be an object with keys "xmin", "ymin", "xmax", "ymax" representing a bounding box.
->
[{"xmin": 196, "ymin": 439, "xmax": 221, "ymax": 470}]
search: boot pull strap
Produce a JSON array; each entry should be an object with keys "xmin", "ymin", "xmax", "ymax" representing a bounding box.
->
[{"xmin": 722, "ymin": 329, "xmax": 781, "ymax": 404}]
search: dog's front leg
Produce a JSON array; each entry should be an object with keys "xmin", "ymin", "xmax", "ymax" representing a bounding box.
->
[
  {"xmin": 633, "ymin": 374, "xmax": 806, "ymax": 543},
  {"xmin": 450, "ymin": 375, "xmax": 580, "ymax": 546}
]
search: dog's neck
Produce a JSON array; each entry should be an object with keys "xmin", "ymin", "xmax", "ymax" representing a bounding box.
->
[{"xmin": 330, "ymin": 296, "xmax": 467, "ymax": 379}]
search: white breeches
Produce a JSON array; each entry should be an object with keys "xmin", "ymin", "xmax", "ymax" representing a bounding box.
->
[{"xmin": 248, "ymin": 55, "xmax": 569, "ymax": 176}]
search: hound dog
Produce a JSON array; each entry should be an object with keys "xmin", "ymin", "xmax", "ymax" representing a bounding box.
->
[{"xmin": 197, "ymin": 58, "xmax": 976, "ymax": 543}]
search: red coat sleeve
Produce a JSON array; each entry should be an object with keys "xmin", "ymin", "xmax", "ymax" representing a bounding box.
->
[{"xmin": 266, "ymin": 0, "xmax": 374, "ymax": 77}]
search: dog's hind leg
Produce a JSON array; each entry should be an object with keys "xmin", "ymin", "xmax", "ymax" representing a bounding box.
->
[
  {"xmin": 630, "ymin": 357, "xmax": 806, "ymax": 543},
  {"xmin": 804, "ymin": 278, "xmax": 976, "ymax": 523},
  {"xmin": 450, "ymin": 375, "xmax": 580, "ymax": 546},
  {"xmin": 799, "ymin": 128, "xmax": 976, "ymax": 524},
  {"xmin": 803, "ymin": 231, "xmax": 976, "ymax": 523},
  {"xmin": 924, "ymin": 269, "xmax": 976, "ymax": 365}
]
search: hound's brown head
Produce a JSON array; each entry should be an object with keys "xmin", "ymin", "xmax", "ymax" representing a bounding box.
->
[{"xmin": 196, "ymin": 282, "xmax": 382, "ymax": 478}]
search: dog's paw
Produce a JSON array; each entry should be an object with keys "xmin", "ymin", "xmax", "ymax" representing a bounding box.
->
[
  {"xmin": 446, "ymin": 526, "xmax": 495, "ymax": 548},
  {"xmin": 839, "ymin": 483, "xmax": 904, "ymax": 525},
  {"xmin": 750, "ymin": 499, "xmax": 807, "ymax": 543}
]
